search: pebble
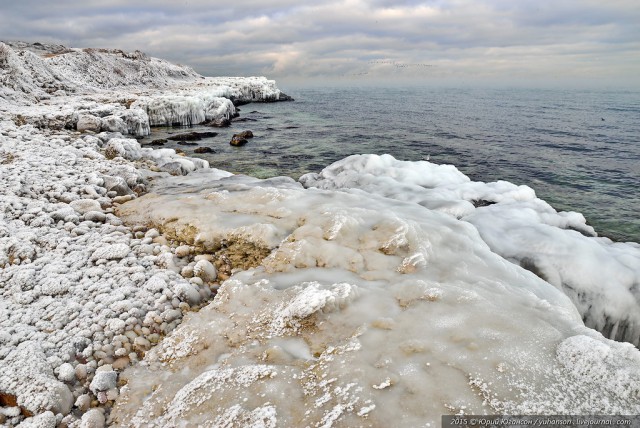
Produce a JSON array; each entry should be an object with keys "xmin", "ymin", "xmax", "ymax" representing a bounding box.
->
[
  {"xmin": 70, "ymin": 199, "xmax": 102, "ymax": 214},
  {"xmin": 80, "ymin": 409, "xmax": 105, "ymax": 428},
  {"xmin": 58, "ymin": 363, "xmax": 76, "ymax": 383},
  {"xmin": 89, "ymin": 370, "xmax": 117, "ymax": 394},
  {"xmin": 133, "ymin": 337, "xmax": 151, "ymax": 352},
  {"xmin": 175, "ymin": 245, "xmax": 191, "ymax": 258},
  {"xmin": 75, "ymin": 364, "xmax": 88, "ymax": 380},
  {"xmin": 193, "ymin": 259, "xmax": 217, "ymax": 282},
  {"xmin": 75, "ymin": 394, "xmax": 92, "ymax": 412},
  {"xmin": 84, "ymin": 211, "xmax": 106, "ymax": 223}
]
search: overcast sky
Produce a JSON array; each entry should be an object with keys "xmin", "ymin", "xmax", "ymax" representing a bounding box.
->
[{"xmin": 2, "ymin": 0, "xmax": 639, "ymax": 87}]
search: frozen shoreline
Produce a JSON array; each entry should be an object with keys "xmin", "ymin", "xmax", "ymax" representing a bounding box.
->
[
  {"xmin": 1, "ymin": 42, "xmax": 640, "ymax": 427},
  {"xmin": 0, "ymin": 42, "xmax": 292, "ymax": 427}
]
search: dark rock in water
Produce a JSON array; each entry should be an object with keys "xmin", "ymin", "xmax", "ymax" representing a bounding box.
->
[
  {"xmin": 266, "ymin": 127, "xmax": 276, "ymax": 131},
  {"xmin": 208, "ymin": 118, "xmax": 231, "ymax": 127},
  {"xmin": 149, "ymin": 139, "xmax": 167, "ymax": 146},
  {"xmin": 167, "ymin": 131, "xmax": 218, "ymax": 142},
  {"xmin": 230, "ymin": 98, "xmax": 252, "ymax": 107},
  {"xmin": 284, "ymin": 126, "xmax": 299, "ymax": 129},
  {"xmin": 232, "ymin": 117, "xmax": 257, "ymax": 122},
  {"xmin": 177, "ymin": 141, "xmax": 198, "ymax": 146},
  {"xmin": 230, "ymin": 136, "xmax": 248, "ymax": 147},
  {"xmin": 472, "ymin": 199, "xmax": 496, "ymax": 208},
  {"xmin": 175, "ymin": 148, "xmax": 185, "ymax": 155},
  {"xmin": 233, "ymin": 130, "xmax": 254, "ymax": 139},
  {"xmin": 278, "ymin": 92, "xmax": 294, "ymax": 102},
  {"xmin": 250, "ymin": 111, "xmax": 260, "ymax": 114},
  {"xmin": 194, "ymin": 147, "xmax": 214, "ymax": 154}
]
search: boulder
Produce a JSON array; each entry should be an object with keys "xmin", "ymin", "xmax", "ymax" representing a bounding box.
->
[
  {"xmin": 234, "ymin": 130, "xmax": 254, "ymax": 139},
  {"xmin": 70, "ymin": 199, "xmax": 102, "ymax": 214},
  {"xmin": 194, "ymin": 147, "xmax": 214, "ymax": 154},
  {"xmin": 167, "ymin": 131, "xmax": 218, "ymax": 142},
  {"xmin": 76, "ymin": 115, "xmax": 102, "ymax": 133},
  {"xmin": 104, "ymin": 138, "xmax": 141, "ymax": 160},
  {"xmin": 230, "ymin": 136, "xmax": 248, "ymax": 146},
  {"xmin": 100, "ymin": 115, "xmax": 128, "ymax": 134},
  {"xmin": 208, "ymin": 117, "xmax": 231, "ymax": 127}
]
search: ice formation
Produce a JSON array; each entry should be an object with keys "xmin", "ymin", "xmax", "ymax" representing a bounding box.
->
[
  {"xmin": 0, "ymin": 42, "xmax": 290, "ymax": 137},
  {"xmin": 110, "ymin": 170, "xmax": 640, "ymax": 427},
  {"xmin": 1, "ymin": 40, "xmax": 639, "ymax": 427},
  {"xmin": 300, "ymin": 154, "xmax": 640, "ymax": 346}
]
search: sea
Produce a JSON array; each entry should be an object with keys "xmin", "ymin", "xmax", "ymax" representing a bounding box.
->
[{"xmin": 146, "ymin": 86, "xmax": 640, "ymax": 243}]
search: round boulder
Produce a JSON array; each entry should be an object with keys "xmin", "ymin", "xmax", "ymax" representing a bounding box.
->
[
  {"xmin": 230, "ymin": 136, "xmax": 248, "ymax": 146},
  {"xmin": 77, "ymin": 115, "xmax": 102, "ymax": 133}
]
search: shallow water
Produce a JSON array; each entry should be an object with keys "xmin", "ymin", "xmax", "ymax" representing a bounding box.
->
[{"xmin": 144, "ymin": 86, "xmax": 640, "ymax": 243}]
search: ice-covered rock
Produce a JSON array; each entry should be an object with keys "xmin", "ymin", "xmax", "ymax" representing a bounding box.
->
[
  {"xmin": 104, "ymin": 138, "xmax": 141, "ymax": 161},
  {"xmin": 17, "ymin": 411, "xmax": 57, "ymax": 428},
  {"xmin": 300, "ymin": 154, "xmax": 640, "ymax": 346},
  {"xmin": 70, "ymin": 199, "xmax": 102, "ymax": 214},
  {"xmin": 112, "ymin": 171, "xmax": 640, "ymax": 426},
  {"xmin": 76, "ymin": 115, "xmax": 102, "ymax": 133},
  {"xmin": 100, "ymin": 115, "xmax": 128, "ymax": 134},
  {"xmin": 89, "ymin": 370, "xmax": 117, "ymax": 395},
  {"xmin": 0, "ymin": 342, "xmax": 73, "ymax": 415},
  {"xmin": 90, "ymin": 243, "xmax": 130, "ymax": 261},
  {"xmin": 132, "ymin": 92, "xmax": 235, "ymax": 127},
  {"xmin": 193, "ymin": 259, "xmax": 217, "ymax": 282},
  {"xmin": 80, "ymin": 409, "xmax": 105, "ymax": 428}
]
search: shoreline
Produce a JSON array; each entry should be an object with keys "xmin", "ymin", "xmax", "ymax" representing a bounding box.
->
[{"xmin": 1, "ymin": 42, "xmax": 640, "ymax": 426}]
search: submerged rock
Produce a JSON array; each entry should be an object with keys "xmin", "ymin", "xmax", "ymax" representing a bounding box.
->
[
  {"xmin": 234, "ymin": 130, "xmax": 254, "ymax": 139},
  {"xmin": 230, "ymin": 136, "xmax": 248, "ymax": 146},
  {"xmin": 194, "ymin": 147, "xmax": 214, "ymax": 154},
  {"xmin": 207, "ymin": 117, "xmax": 231, "ymax": 127},
  {"xmin": 167, "ymin": 131, "xmax": 218, "ymax": 142},
  {"xmin": 230, "ymin": 130, "xmax": 253, "ymax": 146}
]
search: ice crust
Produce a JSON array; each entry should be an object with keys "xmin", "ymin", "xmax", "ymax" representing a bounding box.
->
[
  {"xmin": 111, "ymin": 167, "xmax": 640, "ymax": 426},
  {"xmin": 300, "ymin": 154, "xmax": 640, "ymax": 346}
]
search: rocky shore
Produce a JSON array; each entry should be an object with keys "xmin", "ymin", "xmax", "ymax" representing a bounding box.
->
[
  {"xmin": 1, "ymin": 42, "xmax": 639, "ymax": 428},
  {"xmin": 0, "ymin": 41, "xmax": 291, "ymax": 427}
]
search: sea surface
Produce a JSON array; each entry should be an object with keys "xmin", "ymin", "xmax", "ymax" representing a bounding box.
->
[{"xmin": 146, "ymin": 86, "xmax": 640, "ymax": 243}]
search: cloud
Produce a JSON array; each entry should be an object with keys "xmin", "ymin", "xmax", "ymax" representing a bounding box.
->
[{"xmin": 1, "ymin": 0, "xmax": 638, "ymax": 86}]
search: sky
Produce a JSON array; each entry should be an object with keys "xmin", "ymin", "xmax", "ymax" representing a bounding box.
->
[{"xmin": 1, "ymin": 0, "xmax": 639, "ymax": 88}]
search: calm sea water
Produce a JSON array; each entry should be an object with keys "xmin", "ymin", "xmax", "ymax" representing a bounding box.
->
[{"xmin": 146, "ymin": 86, "xmax": 640, "ymax": 243}]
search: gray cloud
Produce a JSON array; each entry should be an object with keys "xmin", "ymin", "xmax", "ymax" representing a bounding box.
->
[{"xmin": 1, "ymin": 0, "xmax": 638, "ymax": 87}]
